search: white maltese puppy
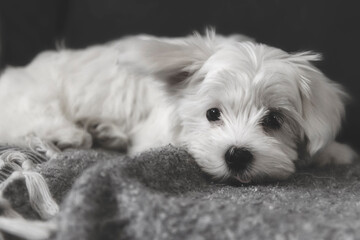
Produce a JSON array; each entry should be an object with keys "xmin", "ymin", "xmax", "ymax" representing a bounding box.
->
[{"xmin": 0, "ymin": 30, "xmax": 356, "ymax": 183}]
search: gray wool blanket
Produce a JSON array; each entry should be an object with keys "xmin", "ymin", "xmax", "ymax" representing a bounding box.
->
[{"xmin": 0, "ymin": 145, "xmax": 360, "ymax": 239}]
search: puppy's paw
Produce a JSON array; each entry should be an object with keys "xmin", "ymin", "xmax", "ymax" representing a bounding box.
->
[
  {"xmin": 51, "ymin": 129, "xmax": 93, "ymax": 150},
  {"xmin": 314, "ymin": 142, "xmax": 358, "ymax": 166},
  {"xmin": 80, "ymin": 120, "xmax": 129, "ymax": 151},
  {"xmin": 26, "ymin": 128, "xmax": 92, "ymax": 159}
]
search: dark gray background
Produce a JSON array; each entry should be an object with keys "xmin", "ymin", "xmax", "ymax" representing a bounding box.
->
[{"xmin": 0, "ymin": 0, "xmax": 359, "ymax": 150}]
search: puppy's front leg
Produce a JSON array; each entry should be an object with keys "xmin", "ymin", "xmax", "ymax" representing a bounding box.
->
[
  {"xmin": 25, "ymin": 125, "xmax": 93, "ymax": 159},
  {"xmin": 78, "ymin": 119, "xmax": 129, "ymax": 152},
  {"xmin": 312, "ymin": 141, "xmax": 358, "ymax": 166}
]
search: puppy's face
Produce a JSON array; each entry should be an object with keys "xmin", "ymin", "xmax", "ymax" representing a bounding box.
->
[
  {"xmin": 138, "ymin": 33, "xmax": 346, "ymax": 182},
  {"xmin": 177, "ymin": 47, "xmax": 305, "ymax": 182}
]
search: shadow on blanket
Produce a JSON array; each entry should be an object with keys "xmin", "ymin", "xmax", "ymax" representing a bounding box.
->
[{"xmin": 0, "ymin": 145, "xmax": 360, "ymax": 239}]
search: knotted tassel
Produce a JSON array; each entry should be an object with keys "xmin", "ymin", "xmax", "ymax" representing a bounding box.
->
[{"xmin": 23, "ymin": 167, "xmax": 59, "ymax": 219}]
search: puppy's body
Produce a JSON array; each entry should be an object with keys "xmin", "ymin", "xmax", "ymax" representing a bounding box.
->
[
  {"xmin": 0, "ymin": 37, "xmax": 173, "ymax": 152},
  {"xmin": 0, "ymin": 31, "xmax": 355, "ymax": 182}
]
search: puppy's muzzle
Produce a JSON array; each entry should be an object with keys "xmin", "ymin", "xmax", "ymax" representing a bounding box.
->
[{"xmin": 225, "ymin": 146, "xmax": 253, "ymax": 172}]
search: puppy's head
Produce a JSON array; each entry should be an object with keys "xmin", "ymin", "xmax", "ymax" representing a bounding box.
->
[{"xmin": 134, "ymin": 31, "xmax": 347, "ymax": 183}]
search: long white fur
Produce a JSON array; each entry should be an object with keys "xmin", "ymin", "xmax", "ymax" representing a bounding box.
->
[{"xmin": 0, "ymin": 30, "xmax": 356, "ymax": 182}]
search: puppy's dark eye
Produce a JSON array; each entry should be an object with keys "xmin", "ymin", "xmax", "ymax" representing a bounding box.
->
[
  {"xmin": 262, "ymin": 110, "xmax": 283, "ymax": 130},
  {"xmin": 206, "ymin": 108, "xmax": 221, "ymax": 121}
]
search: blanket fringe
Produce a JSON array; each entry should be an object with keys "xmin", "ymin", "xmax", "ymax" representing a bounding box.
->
[
  {"xmin": 24, "ymin": 171, "xmax": 59, "ymax": 219},
  {"xmin": 0, "ymin": 198, "xmax": 56, "ymax": 239},
  {"xmin": 0, "ymin": 217, "xmax": 55, "ymax": 240},
  {"xmin": 0, "ymin": 146, "xmax": 59, "ymax": 219},
  {"xmin": 0, "ymin": 198, "xmax": 23, "ymax": 219}
]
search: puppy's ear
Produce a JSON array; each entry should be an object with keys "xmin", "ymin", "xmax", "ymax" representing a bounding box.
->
[
  {"xmin": 128, "ymin": 33, "xmax": 216, "ymax": 90},
  {"xmin": 291, "ymin": 52, "xmax": 347, "ymax": 156}
]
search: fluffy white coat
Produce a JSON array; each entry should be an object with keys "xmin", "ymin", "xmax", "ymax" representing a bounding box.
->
[{"xmin": 0, "ymin": 31, "xmax": 356, "ymax": 182}]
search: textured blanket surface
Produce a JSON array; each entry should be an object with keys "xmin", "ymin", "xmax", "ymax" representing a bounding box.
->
[{"xmin": 1, "ymin": 145, "xmax": 360, "ymax": 240}]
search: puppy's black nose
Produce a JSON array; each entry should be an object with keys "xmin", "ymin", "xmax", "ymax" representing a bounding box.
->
[{"xmin": 225, "ymin": 147, "xmax": 253, "ymax": 171}]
